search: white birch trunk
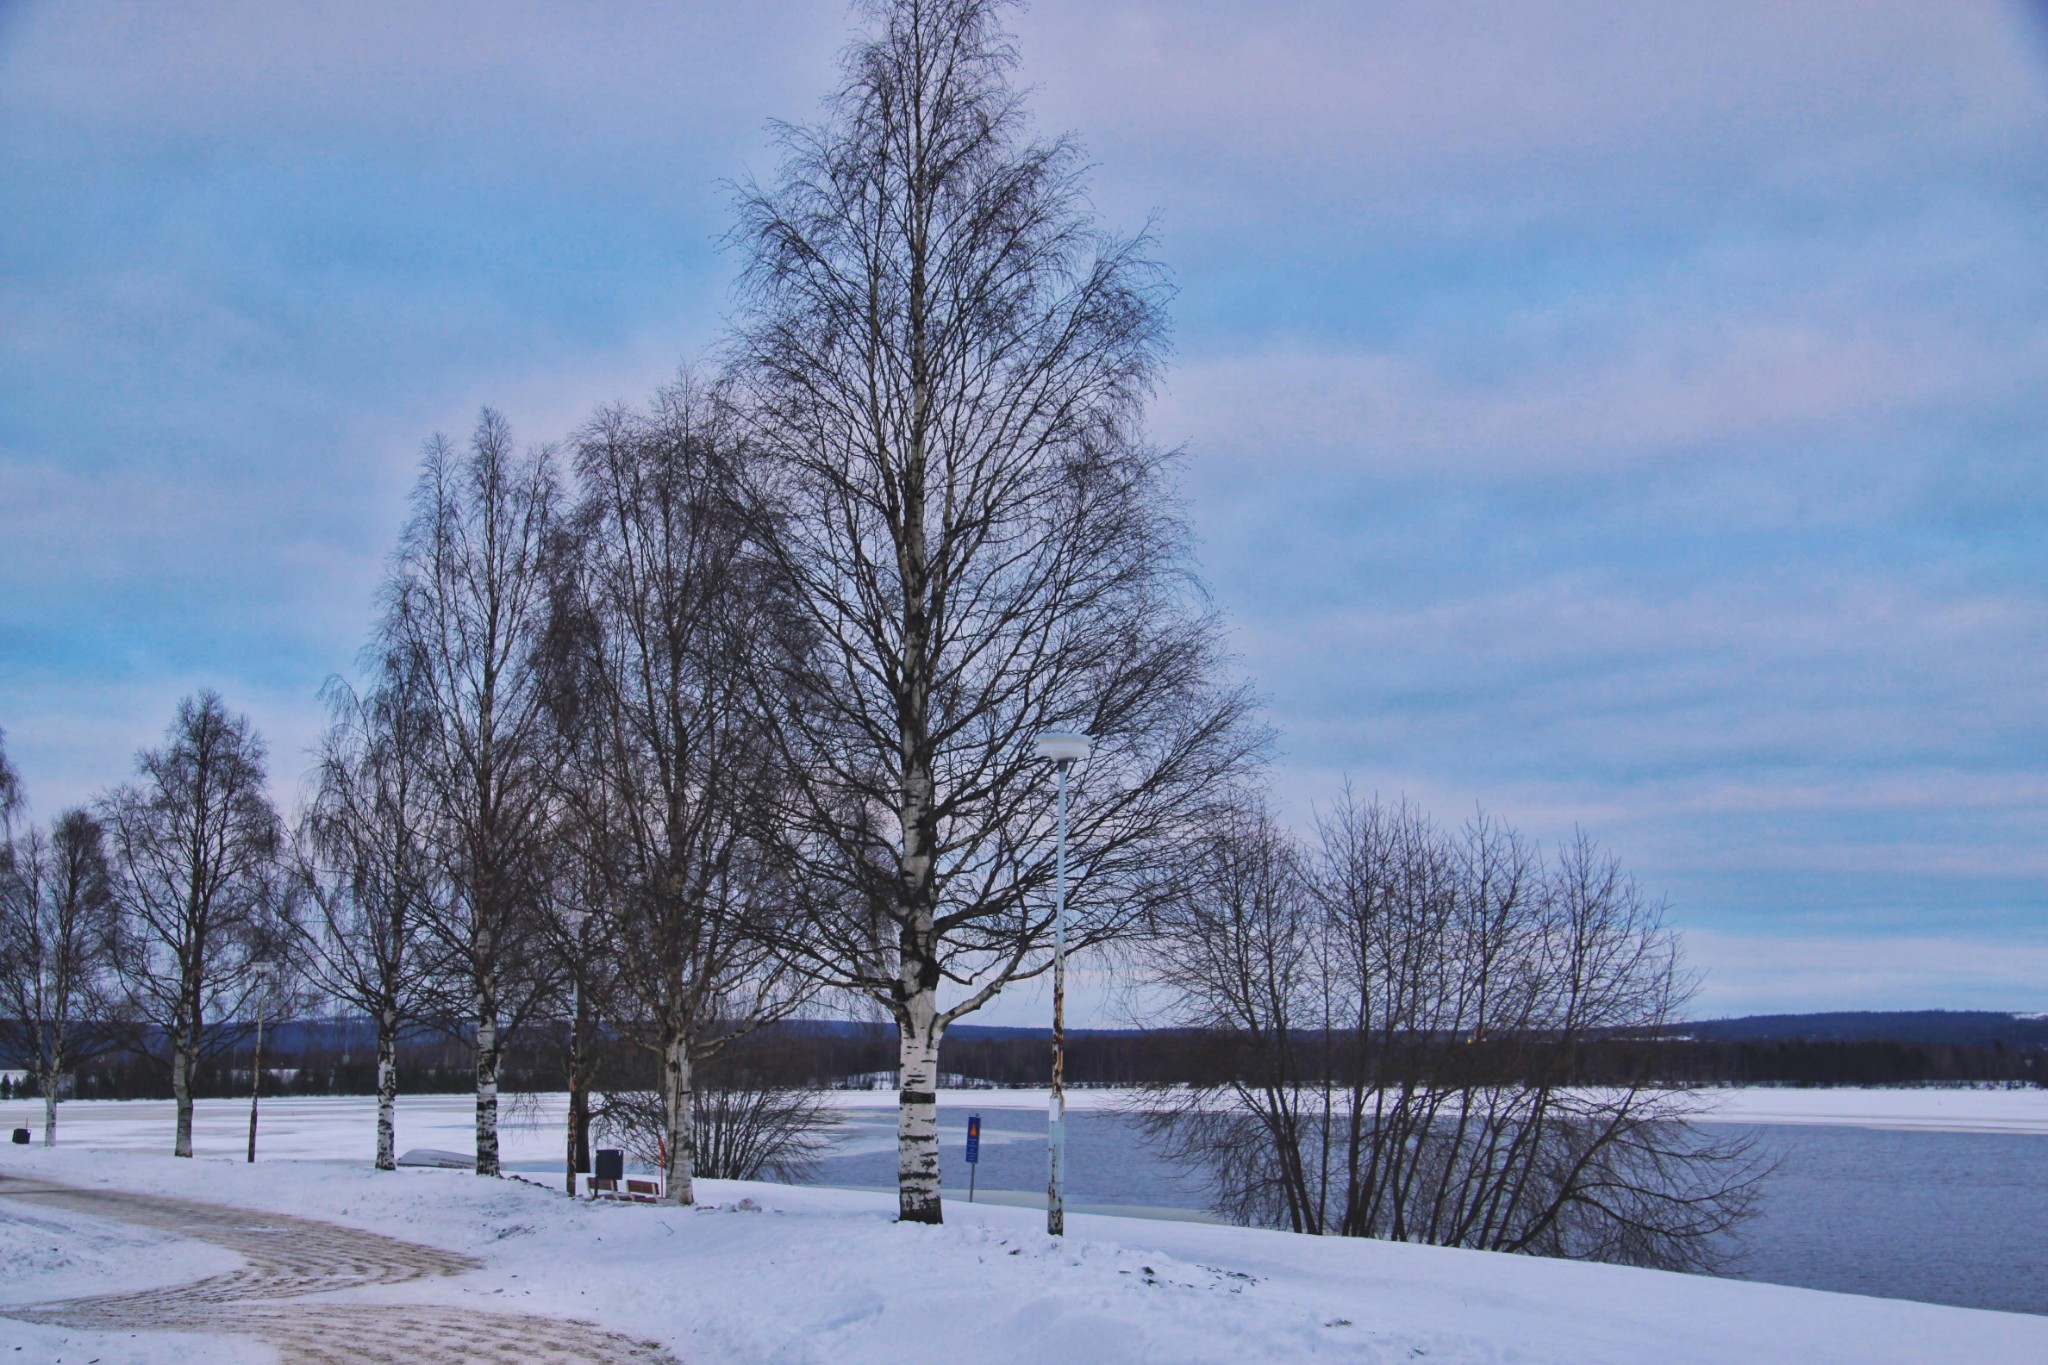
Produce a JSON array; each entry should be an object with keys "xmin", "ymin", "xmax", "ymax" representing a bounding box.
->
[
  {"xmin": 662, "ymin": 1032, "xmax": 695, "ymax": 1206},
  {"xmin": 375, "ymin": 1007, "xmax": 398, "ymax": 1171},
  {"xmin": 171, "ymin": 1037, "xmax": 194, "ymax": 1158},
  {"xmin": 896, "ymin": 993, "xmax": 944, "ymax": 1224},
  {"xmin": 41, "ymin": 1082, "xmax": 56, "ymax": 1148},
  {"xmin": 475, "ymin": 989, "xmax": 500, "ymax": 1177}
]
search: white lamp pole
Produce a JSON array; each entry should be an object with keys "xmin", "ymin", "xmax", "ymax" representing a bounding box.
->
[
  {"xmin": 1033, "ymin": 732, "xmax": 1091, "ymax": 1236},
  {"xmin": 246, "ymin": 961, "xmax": 276, "ymax": 1164}
]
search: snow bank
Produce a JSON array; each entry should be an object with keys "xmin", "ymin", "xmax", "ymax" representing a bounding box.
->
[{"xmin": 3, "ymin": 1145, "xmax": 2043, "ymax": 1363}]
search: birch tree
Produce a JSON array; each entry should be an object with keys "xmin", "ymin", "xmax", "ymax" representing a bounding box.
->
[
  {"xmin": 0, "ymin": 809, "xmax": 118, "ymax": 1145},
  {"xmin": 549, "ymin": 377, "xmax": 806, "ymax": 1205},
  {"xmin": 382, "ymin": 410, "xmax": 562, "ymax": 1177},
  {"xmin": 733, "ymin": 0, "xmax": 1256, "ymax": 1222},
  {"xmin": 100, "ymin": 692, "xmax": 281, "ymax": 1158},
  {"xmin": 291, "ymin": 675, "xmax": 442, "ymax": 1171}
]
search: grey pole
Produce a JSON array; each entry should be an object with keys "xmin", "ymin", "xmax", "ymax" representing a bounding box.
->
[
  {"xmin": 246, "ymin": 961, "xmax": 274, "ymax": 1163},
  {"xmin": 1049, "ymin": 755, "xmax": 1069, "ymax": 1236},
  {"xmin": 1033, "ymin": 732, "xmax": 1089, "ymax": 1237}
]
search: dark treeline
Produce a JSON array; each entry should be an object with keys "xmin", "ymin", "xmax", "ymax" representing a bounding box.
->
[
  {"xmin": 13, "ymin": 1019, "xmax": 901, "ymax": 1102},
  {"xmin": 942, "ymin": 1029, "xmax": 2048, "ymax": 1090},
  {"xmin": 1680, "ymin": 1010, "xmax": 2048, "ymax": 1048},
  {"xmin": 23, "ymin": 1017, "xmax": 2035, "ymax": 1102}
]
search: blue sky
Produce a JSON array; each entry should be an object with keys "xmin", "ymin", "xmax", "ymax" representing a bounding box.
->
[{"xmin": 3, "ymin": 1, "xmax": 2045, "ymax": 1019}]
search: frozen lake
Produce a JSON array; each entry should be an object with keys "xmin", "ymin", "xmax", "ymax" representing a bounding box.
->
[
  {"xmin": 807, "ymin": 1098, "xmax": 2048, "ymax": 1317},
  {"xmin": 16, "ymin": 1089, "xmax": 2047, "ymax": 1316}
]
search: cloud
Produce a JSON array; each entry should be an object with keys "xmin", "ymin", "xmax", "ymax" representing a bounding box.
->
[
  {"xmin": 0, "ymin": 1, "xmax": 843, "ymax": 167},
  {"xmin": 1016, "ymin": 0, "xmax": 2048, "ymax": 227},
  {"xmin": 1684, "ymin": 930, "xmax": 2048, "ymax": 1014},
  {"xmin": 1159, "ymin": 323, "xmax": 2009, "ymax": 480}
]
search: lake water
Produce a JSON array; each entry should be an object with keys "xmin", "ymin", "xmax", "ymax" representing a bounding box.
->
[{"xmin": 805, "ymin": 1102, "xmax": 2048, "ymax": 1316}]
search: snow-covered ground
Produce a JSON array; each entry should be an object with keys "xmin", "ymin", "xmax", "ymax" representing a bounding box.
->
[
  {"xmin": 1684, "ymin": 1085, "xmax": 2048, "ymax": 1134},
  {"xmin": 4, "ymin": 1093, "xmax": 573, "ymax": 1169},
  {"xmin": 4, "ymin": 1143, "xmax": 2045, "ymax": 1364}
]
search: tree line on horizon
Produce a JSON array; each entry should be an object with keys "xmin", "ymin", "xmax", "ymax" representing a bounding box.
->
[{"xmin": 0, "ymin": 0, "xmax": 1775, "ymax": 1273}]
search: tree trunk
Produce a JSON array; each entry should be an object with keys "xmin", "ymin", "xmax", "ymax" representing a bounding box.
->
[
  {"xmin": 568, "ymin": 1083, "xmax": 590, "ymax": 1194},
  {"xmin": 41, "ymin": 1022, "xmax": 61, "ymax": 1146},
  {"xmin": 896, "ymin": 994, "xmax": 944, "ymax": 1224},
  {"xmin": 565, "ymin": 986, "xmax": 590, "ymax": 1196},
  {"xmin": 661, "ymin": 1030, "xmax": 695, "ymax": 1206},
  {"xmin": 375, "ymin": 1006, "xmax": 399, "ymax": 1171},
  {"xmin": 171, "ymin": 1036, "xmax": 194, "ymax": 1158},
  {"xmin": 475, "ymin": 985, "xmax": 500, "ymax": 1177}
]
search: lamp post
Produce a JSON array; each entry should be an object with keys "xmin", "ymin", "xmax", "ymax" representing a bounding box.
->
[
  {"xmin": 245, "ymin": 961, "xmax": 276, "ymax": 1163},
  {"xmin": 1033, "ymin": 732, "xmax": 1090, "ymax": 1236},
  {"xmin": 561, "ymin": 908, "xmax": 590, "ymax": 1196}
]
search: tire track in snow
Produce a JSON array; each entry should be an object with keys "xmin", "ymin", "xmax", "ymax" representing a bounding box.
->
[{"xmin": 0, "ymin": 1175, "xmax": 676, "ymax": 1364}]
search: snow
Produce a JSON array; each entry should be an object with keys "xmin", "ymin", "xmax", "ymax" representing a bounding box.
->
[
  {"xmin": 821, "ymin": 1082, "xmax": 2048, "ymax": 1134},
  {"xmin": 0, "ymin": 1182, "xmax": 264, "ymax": 1364},
  {"xmin": 1683, "ymin": 1086, "xmax": 2048, "ymax": 1135},
  {"xmin": 4, "ymin": 1093, "xmax": 571, "ymax": 1168},
  {"xmin": 4, "ymin": 1134, "xmax": 2046, "ymax": 1361},
  {"xmin": 16, "ymin": 1083, "xmax": 2045, "ymax": 1172}
]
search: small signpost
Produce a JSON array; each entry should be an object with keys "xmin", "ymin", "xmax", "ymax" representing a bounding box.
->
[{"xmin": 965, "ymin": 1114, "xmax": 981, "ymax": 1202}]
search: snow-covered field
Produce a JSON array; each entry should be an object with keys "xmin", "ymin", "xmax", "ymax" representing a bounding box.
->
[
  {"xmin": 1683, "ymin": 1085, "xmax": 2048, "ymax": 1134},
  {"xmin": 26, "ymin": 1084, "xmax": 2048, "ymax": 1183},
  {"xmin": 13, "ymin": 1083, "xmax": 2045, "ymax": 1170},
  {"xmin": 818, "ymin": 1083, "xmax": 2048, "ymax": 1135},
  {"xmin": 5, "ymin": 1089, "xmax": 2048, "ymax": 1362},
  {"xmin": 5, "ymin": 1143, "xmax": 2047, "ymax": 1363}
]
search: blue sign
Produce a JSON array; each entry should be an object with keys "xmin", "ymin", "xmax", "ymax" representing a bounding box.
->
[{"xmin": 965, "ymin": 1114, "xmax": 981, "ymax": 1164}]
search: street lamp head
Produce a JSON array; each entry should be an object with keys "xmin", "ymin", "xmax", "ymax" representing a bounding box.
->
[
  {"xmin": 248, "ymin": 960, "xmax": 276, "ymax": 981},
  {"xmin": 561, "ymin": 908, "xmax": 591, "ymax": 934},
  {"xmin": 1033, "ymin": 732, "xmax": 1092, "ymax": 766}
]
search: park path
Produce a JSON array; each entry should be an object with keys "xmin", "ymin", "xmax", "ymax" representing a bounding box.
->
[{"xmin": 0, "ymin": 1174, "xmax": 677, "ymax": 1364}]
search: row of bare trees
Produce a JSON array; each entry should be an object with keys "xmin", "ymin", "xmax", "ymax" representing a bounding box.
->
[
  {"xmin": 0, "ymin": 702, "xmax": 285, "ymax": 1157},
  {"xmin": 276, "ymin": 0, "xmax": 1251, "ymax": 1217}
]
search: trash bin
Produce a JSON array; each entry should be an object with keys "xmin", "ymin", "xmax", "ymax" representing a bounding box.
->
[
  {"xmin": 594, "ymin": 1148, "xmax": 624, "ymax": 1182},
  {"xmin": 10, "ymin": 1129, "xmax": 29, "ymax": 1145}
]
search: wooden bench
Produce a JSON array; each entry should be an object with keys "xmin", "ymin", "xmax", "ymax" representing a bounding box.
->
[{"xmin": 587, "ymin": 1176, "xmax": 663, "ymax": 1203}]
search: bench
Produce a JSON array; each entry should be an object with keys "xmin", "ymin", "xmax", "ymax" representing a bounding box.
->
[{"xmin": 587, "ymin": 1175, "xmax": 663, "ymax": 1203}]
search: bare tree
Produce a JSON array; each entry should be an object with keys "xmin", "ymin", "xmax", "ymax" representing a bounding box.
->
[
  {"xmin": 1140, "ymin": 790, "xmax": 1765, "ymax": 1271},
  {"xmin": 0, "ymin": 809, "xmax": 119, "ymax": 1145},
  {"xmin": 548, "ymin": 376, "xmax": 808, "ymax": 1205},
  {"xmin": 1136, "ymin": 796, "xmax": 1327, "ymax": 1231},
  {"xmin": 596, "ymin": 1040, "xmax": 841, "ymax": 1185},
  {"xmin": 290, "ymin": 675, "xmax": 443, "ymax": 1170},
  {"xmin": 381, "ymin": 410, "xmax": 563, "ymax": 1177},
  {"xmin": 99, "ymin": 692, "xmax": 282, "ymax": 1158},
  {"xmin": 731, "ymin": 0, "xmax": 1257, "ymax": 1223}
]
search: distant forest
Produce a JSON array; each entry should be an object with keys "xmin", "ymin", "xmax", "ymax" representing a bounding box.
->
[{"xmin": 7, "ymin": 1010, "xmax": 2040, "ymax": 1102}]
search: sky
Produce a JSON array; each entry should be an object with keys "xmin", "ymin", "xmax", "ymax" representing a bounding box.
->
[{"xmin": 3, "ymin": 0, "xmax": 2046, "ymax": 1021}]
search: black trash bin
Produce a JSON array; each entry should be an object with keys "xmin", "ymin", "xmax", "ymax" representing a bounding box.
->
[{"xmin": 10, "ymin": 1129, "xmax": 28, "ymax": 1145}]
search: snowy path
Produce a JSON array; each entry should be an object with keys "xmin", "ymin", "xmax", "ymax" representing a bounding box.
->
[{"xmin": 0, "ymin": 1174, "xmax": 676, "ymax": 1364}]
